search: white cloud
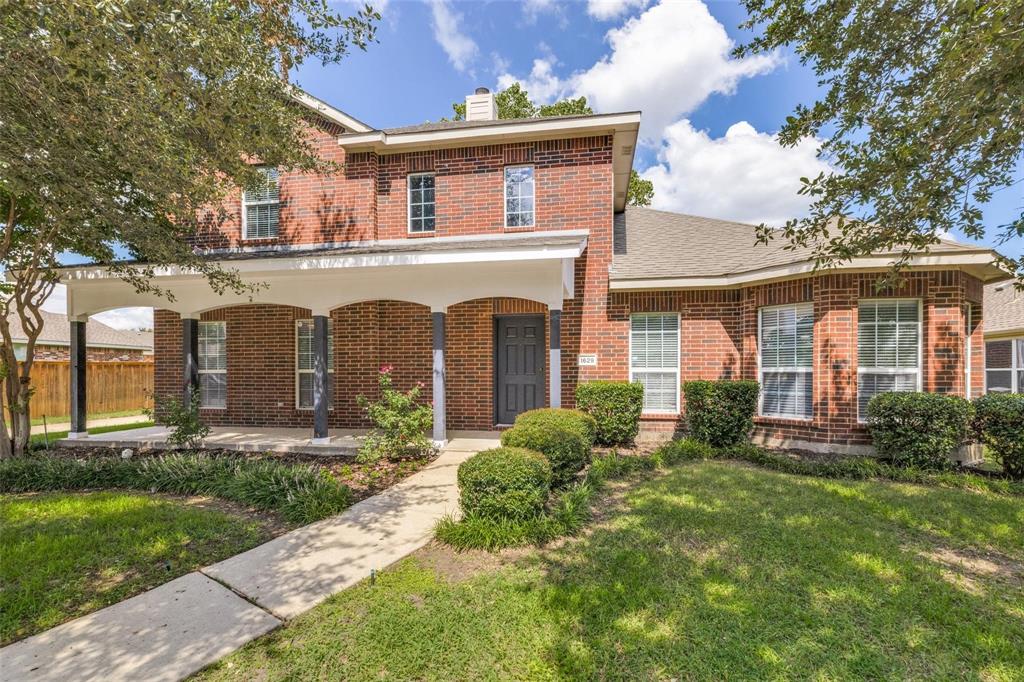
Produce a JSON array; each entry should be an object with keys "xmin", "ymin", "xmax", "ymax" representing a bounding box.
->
[
  {"xmin": 42, "ymin": 283, "xmax": 153, "ymax": 330},
  {"xmin": 642, "ymin": 120, "xmax": 832, "ymax": 226},
  {"xmin": 428, "ymin": 0, "xmax": 478, "ymax": 73},
  {"xmin": 498, "ymin": 0, "xmax": 779, "ymax": 141},
  {"xmin": 587, "ymin": 0, "xmax": 649, "ymax": 21}
]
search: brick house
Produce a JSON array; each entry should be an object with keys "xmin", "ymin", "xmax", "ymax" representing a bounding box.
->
[
  {"xmin": 983, "ymin": 282, "xmax": 1024, "ymax": 394},
  {"xmin": 8, "ymin": 310, "xmax": 152, "ymax": 362},
  {"xmin": 57, "ymin": 88, "xmax": 1008, "ymax": 452}
]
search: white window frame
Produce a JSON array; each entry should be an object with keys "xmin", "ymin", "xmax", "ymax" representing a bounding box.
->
[
  {"xmin": 965, "ymin": 303, "xmax": 972, "ymax": 399},
  {"xmin": 295, "ymin": 319, "xmax": 334, "ymax": 410},
  {"xmin": 629, "ymin": 312, "xmax": 681, "ymax": 415},
  {"xmin": 503, "ymin": 165, "xmax": 535, "ymax": 229},
  {"xmin": 241, "ymin": 166, "xmax": 280, "ymax": 240},
  {"xmin": 197, "ymin": 321, "xmax": 227, "ymax": 409},
  {"xmin": 857, "ymin": 298, "xmax": 923, "ymax": 422},
  {"xmin": 984, "ymin": 336, "xmax": 1023, "ymax": 394},
  {"xmin": 407, "ymin": 172, "xmax": 436, "ymax": 233},
  {"xmin": 757, "ymin": 303, "xmax": 814, "ymax": 420}
]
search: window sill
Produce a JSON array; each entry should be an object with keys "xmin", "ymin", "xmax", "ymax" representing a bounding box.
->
[
  {"xmin": 755, "ymin": 415, "xmax": 813, "ymax": 426},
  {"xmin": 503, "ymin": 225, "xmax": 536, "ymax": 233},
  {"xmin": 406, "ymin": 230, "xmax": 436, "ymax": 238},
  {"xmin": 641, "ymin": 412, "xmax": 681, "ymax": 420}
]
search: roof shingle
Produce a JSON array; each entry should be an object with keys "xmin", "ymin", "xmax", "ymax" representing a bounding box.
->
[
  {"xmin": 984, "ymin": 282, "xmax": 1024, "ymax": 335},
  {"xmin": 7, "ymin": 310, "xmax": 152, "ymax": 350}
]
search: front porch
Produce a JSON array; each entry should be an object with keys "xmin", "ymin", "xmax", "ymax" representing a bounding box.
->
[
  {"xmin": 58, "ymin": 230, "xmax": 586, "ymax": 446},
  {"xmin": 56, "ymin": 425, "xmax": 502, "ymax": 456}
]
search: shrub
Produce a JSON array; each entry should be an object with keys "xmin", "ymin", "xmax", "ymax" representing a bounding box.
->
[
  {"xmin": 149, "ymin": 392, "xmax": 210, "ymax": 449},
  {"xmin": 0, "ymin": 453, "xmax": 352, "ymax": 525},
  {"xmin": 575, "ymin": 381, "xmax": 644, "ymax": 446},
  {"xmin": 973, "ymin": 393, "xmax": 1024, "ymax": 478},
  {"xmin": 653, "ymin": 437, "xmax": 716, "ymax": 466},
  {"xmin": 682, "ymin": 380, "xmax": 760, "ymax": 447},
  {"xmin": 513, "ymin": 408, "xmax": 598, "ymax": 449},
  {"xmin": 356, "ymin": 365, "xmax": 434, "ymax": 463},
  {"xmin": 501, "ymin": 421, "xmax": 589, "ymax": 487},
  {"xmin": 866, "ymin": 392, "xmax": 973, "ymax": 469},
  {"xmin": 456, "ymin": 447, "xmax": 552, "ymax": 521}
]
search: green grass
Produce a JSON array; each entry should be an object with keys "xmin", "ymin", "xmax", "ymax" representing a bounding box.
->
[
  {"xmin": 31, "ymin": 408, "xmax": 148, "ymax": 426},
  {"xmin": 196, "ymin": 460, "xmax": 1024, "ymax": 681},
  {"xmin": 0, "ymin": 491, "xmax": 273, "ymax": 645},
  {"xmin": 29, "ymin": 420, "xmax": 156, "ymax": 448}
]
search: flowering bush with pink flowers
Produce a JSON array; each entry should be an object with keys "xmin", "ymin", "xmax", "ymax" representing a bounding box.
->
[{"xmin": 356, "ymin": 366, "xmax": 434, "ymax": 463}]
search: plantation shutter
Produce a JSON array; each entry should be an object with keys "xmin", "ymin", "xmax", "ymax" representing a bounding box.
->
[
  {"xmin": 759, "ymin": 304, "xmax": 813, "ymax": 419},
  {"xmin": 857, "ymin": 300, "xmax": 921, "ymax": 418},
  {"xmin": 197, "ymin": 321, "xmax": 226, "ymax": 408},
  {"xmin": 630, "ymin": 314, "xmax": 679, "ymax": 412},
  {"xmin": 296, "ymin": 320, "xmax": 334, "ymax": 408},
  {"xmin": 243, "ymin": 167, "xmax": 280, "ymax": 239}
]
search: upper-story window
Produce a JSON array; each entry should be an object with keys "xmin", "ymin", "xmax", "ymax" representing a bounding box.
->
[
  {"xmin": 242, "ymin": 167, "xmax": 280, "ymax": 239},
  {"xmin": 408, "ymin": 173, "xmax": 436, "ymax": 233},
  {"xmin": 504, "ymin": 165, "xmax": 535, "ymax": 228}
]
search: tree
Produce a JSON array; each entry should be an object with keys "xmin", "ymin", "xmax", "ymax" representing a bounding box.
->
[
  {"xmin": 736, "ymin": 1, "xmax": 1023, "ymax": 283},
  {"xmin": 449, "ymin": 83, "xmax": 654, "ymax": 207},
  {"xmin": 0, "ymin": 0, "xmax": 380, "ymax": 458}
]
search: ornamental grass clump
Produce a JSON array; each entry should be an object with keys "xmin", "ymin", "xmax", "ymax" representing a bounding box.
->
[{"xmin": 356, "ymin": 365, "xmax": 434, "ymax": 464}]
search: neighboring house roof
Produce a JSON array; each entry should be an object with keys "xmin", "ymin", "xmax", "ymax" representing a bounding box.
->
[
  {"xmin": 984, "ymin": 282, "xmax": 1024, "ymax": 337},
  {"xmin": 610, "ymin": 207, "xmax": 1007, "ymax": 289},
  {"xmin": 7, "ymin": 310, "xmax": 153, "ymax": 351}
]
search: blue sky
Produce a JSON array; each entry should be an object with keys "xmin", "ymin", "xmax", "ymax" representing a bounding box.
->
[{"xmin": 45, "ymin": 0, "xmax": 1023, "ymax": 328}]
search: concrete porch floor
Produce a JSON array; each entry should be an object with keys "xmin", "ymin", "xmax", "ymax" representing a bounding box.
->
[{"xmin": 56, "ymin": 426, "xmax": 502, "ymax": 456}]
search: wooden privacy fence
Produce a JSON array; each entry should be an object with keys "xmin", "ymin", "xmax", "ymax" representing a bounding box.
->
[{"xmin": 7, "ymin": 361, "xmax": 154, "ymax": 420}]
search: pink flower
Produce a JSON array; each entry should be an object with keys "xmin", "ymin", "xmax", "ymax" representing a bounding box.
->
[
  {"xmin": 379, "ymin": 364, "xmax": 394, "ymax": 374},
  {"xmin": 416, "ymin": 381, "xmax": 425, "ymax": 389}
]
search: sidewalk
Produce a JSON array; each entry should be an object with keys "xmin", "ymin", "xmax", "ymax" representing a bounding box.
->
[
  {"xmin": 0, "ymin": 437, "xmax": 495, "ymax": 682},
  {"xmin": 30, "ymin": 413, "xmax": 151, "ymax": 436}
]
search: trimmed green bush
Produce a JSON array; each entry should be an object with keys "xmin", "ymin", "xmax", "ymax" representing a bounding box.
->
[
  {"xmin": 501, "ymin": 421, "xmax": 589, "ymax": 487},
  {"xmin": 973, "ymin": 393, "xmax": 1024, "ymax": 478},
  {"xmin": 575, "ymin": 381, "xmax": 644, "ymax": 446},
  {"xmin": 682, "ymin": 380, "xmax": 760, "ymax": 447},
  {"xmin": 512, "ymin": 408, "xmax": 598, "ymax": 449},
  {"xmin": 456, "ymin": 447, "xmax": 552, "ymax": 521},
  {"xmin": 0, "ymin": 453, "xmax": 352, "ymax": 524},
  {"xmin": 866, "ymin": 392, "xmax": 973, "ymax": 469}
]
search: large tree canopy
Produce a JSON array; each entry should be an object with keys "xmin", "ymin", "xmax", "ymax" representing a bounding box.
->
[
  {"xmin": 449, "ymin": 83, "xmax": 654, "ymax": 207},
  {"xmin": 0, "ymin": 0, "xmax": 379, "ymax": 457},
  {"xmin": 737, "ymin": 0, "xmax": 1024, "ymax": 282}
]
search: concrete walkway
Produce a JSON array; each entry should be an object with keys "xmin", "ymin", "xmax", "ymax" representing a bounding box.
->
[{"xmin": 0, "ymin": 437, "xmax": 495, "ymax": 682}]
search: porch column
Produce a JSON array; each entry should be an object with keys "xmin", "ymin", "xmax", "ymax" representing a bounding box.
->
[
  {"xmin": 550, "ymin": 308, "xmax": 561, "ymax": 408},
  {"xmin": 68, "ymin": 317, "xmax": 88, "ymax": 438},
  {"xmin": 432, "ymin": 309, "xmax": 447, "ymax": 444},
  {"xmin": 182, "ymin": 316, "xmax": 199, "ymax": 406},
  {"xmin": 311, "ymin": 314, "xmax": 331, "ymax": 444}
]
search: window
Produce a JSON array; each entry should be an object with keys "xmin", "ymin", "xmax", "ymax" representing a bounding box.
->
[
  {"xmin": 759, "ymin": 303, "xmax": 814, "ymax": 419},
  {"xmin": 857, "ymin": 300, "xmax": 921, "ymax": 419},
  {"xmin": 630, "ymin": 314, "xmax": 679, "ymax": 413},
  {"xmin": 408, "ymin": 173, "xmax": 436, "ymax": 233},
  {"xmin": 198, "ymin": 321, "xmax": 226, "ymax": 408},
  {"xmin": 242, "ymin": 167, "xmax": 280, "ymax": 239},
  {"xmin": 504, "ymin": 165, "xmax": 535, "ymax": 228},
  {"xmin": 296, "ymin": 319, "xmax": 334, "ymax": 409},
  {"xmin": 985, "ymin": 338, "xmax": 1023, "ymax": 394}
]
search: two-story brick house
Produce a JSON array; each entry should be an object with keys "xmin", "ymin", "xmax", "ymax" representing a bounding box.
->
[{"xmin": 58, "ymin": 88, "xmax": 1008, "ymax": 452}]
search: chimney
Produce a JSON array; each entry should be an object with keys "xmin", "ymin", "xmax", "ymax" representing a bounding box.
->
[{"xmin": 465, "ymin": 87, "xmax": 497, "ymax": 122}]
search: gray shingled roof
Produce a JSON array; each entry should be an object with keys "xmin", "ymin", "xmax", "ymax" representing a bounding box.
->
[
  {"xmin": 984, "ymin": 282, "xmax": 1024, "ymax": 335},
  {"xmin": 343, "ymin": 112, "xmax": 636, "ymax": 137},
  {"xmin": 611, "ymin": 207, "xmax": 990, "ymax": 281},
  {"xmin": 7, "ymin": 310, "xmax": 153, "ymax": 350}
]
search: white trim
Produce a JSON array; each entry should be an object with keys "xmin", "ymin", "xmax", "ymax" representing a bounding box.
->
[
  {"xmin": 609, "ymin": 252, "xmax": 1007, "ymax": 290},
  {"xmin": 407, "ymin": 172, "xmax": 436, "ymax": 234},
  {"xmin": 965, "ymin": 303, "xmax": 972, "ymax": 399},
  {"xmin": 629, "ymin": 312, "xmax": 681, "ymax": 415},
  {"xmin": 856, "ymin": 298, "xmax": 923, "ymax": 422},
  {"xmin": 295, "ymin": 319, "xmax": 334, "ymax": 410},
  {"xmin": 290, "ymin": 89, "xmax": 372, "ymax": 133},
  {"xmin": 338, "ymin": 112, "xmax": 641, "ymax": 151},
  {"xmin": 757, "ymin": 303, "xmax": 814, "ymax": 421},
  {"xmin": 504, "ymin": 165, "xmax": 535, "ymax": 229}
]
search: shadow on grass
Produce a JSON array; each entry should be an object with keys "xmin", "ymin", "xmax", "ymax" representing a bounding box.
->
[{"xmin": 533, "ymin": 462, "xmax": 1024, "ymax": 680}]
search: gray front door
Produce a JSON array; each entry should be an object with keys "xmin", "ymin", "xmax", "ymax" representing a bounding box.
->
[{"xmin": 496, "ymin": 315, "xmax": 545, "ymax": 424}]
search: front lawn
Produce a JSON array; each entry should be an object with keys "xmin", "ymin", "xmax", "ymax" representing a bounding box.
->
[
  {"xmin": 0, "ymin": 491, "xmax": 276, "ymax": 645},
  {"xmin": 29, "ymin": 420, "xmax": 156, "ymax": 448},
  {"xmin": 196, "ymin": 460, "xmax": 1024, "ymax": 680}
]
